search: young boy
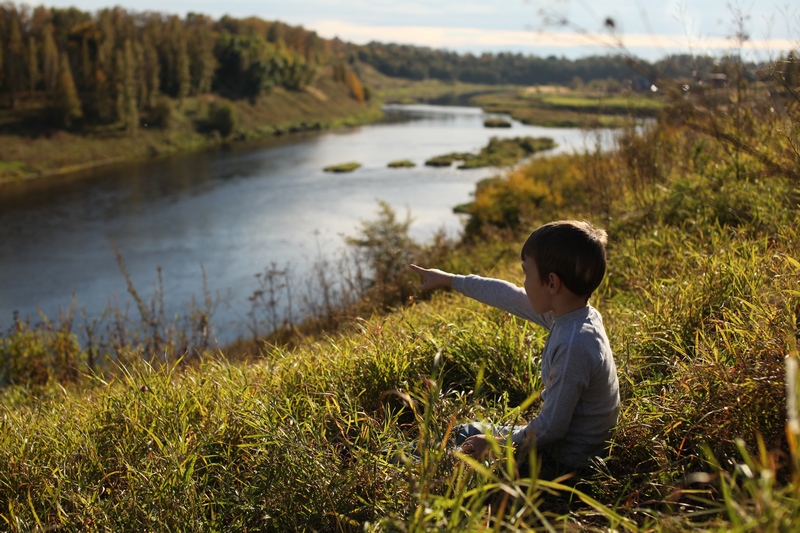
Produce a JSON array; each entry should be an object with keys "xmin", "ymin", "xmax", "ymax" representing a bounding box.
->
[{"xmin": 410, "ymin": 220, "xmax": 620, "ymax": 474}]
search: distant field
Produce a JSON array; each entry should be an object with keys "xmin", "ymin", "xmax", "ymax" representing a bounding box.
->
[
  {"xmin": 539, "ymin": 94, "xmax": 663, "ymax": 111},
  {"xmin": 471, "ymin": 87, "xmax": 663, "ymax": 127},
  {"xmin": 358, "ymin": 63, "xmax": 516, "ymax": 104}
]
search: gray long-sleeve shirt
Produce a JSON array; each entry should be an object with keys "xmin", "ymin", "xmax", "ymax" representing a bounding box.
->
[{"xmin": 452, "ymin": 274, "xmax": 620, "ymax": 466}]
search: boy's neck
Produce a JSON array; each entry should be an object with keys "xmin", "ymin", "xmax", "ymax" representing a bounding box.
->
[{"xmin": 551, "ymin": 294, "xmax": 589, "ymax": 317}]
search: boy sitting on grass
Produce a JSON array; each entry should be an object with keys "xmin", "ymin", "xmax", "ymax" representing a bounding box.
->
[{"xmin": 410, "ymin": 220, "xmax": 620, "ymax": 476}]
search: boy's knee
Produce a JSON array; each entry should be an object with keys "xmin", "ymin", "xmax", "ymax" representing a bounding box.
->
[{"xmin": 453, "ymin": 422, "xmax": 488, "ymax": 445}]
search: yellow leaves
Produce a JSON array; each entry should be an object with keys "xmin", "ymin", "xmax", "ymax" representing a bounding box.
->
[
  {"xmin": 784, "ymin": 254, "xmax": 800, "ymax": 271},
  {"xmin": 331, "ymin": 63, "xmax": 365, "ymax": 102},
  {"xmin": 344, "ymin": 69, "xmax": 365, "ymax": 103},
  {"xmin": 467, "ymin": 155, "xmax": 588, "ymax": 230}
]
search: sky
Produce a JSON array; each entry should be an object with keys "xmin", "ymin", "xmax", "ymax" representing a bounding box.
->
[{"xmin": 24, "ymin": 0, "xmax": 799, "ymax": 61}]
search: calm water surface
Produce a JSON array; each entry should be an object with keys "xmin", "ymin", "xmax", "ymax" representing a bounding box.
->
[{"xmin": 0, "ymin": 104, "xmax": 613, "ymax": 343}]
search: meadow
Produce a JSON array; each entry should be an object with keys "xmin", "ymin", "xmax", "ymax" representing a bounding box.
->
[
  {"xmin": 1, "ymin": 56, "xmax": 799, "ymax": 531},
  {"xmin": 470, "ymin": 87, "xmax": 663, "ymax": 128}
]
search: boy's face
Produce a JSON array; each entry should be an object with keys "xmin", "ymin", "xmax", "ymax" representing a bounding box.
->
[{"xmin": 522, "ymin": 256, "xmax": 552, "ymax": 314}]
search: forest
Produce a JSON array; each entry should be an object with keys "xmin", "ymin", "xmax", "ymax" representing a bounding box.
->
[
  {"xmin": 0, "ymin": 3, "xmax": 328, "ymax": 130},
  {"xmin": 352, "ymin": 42, "xmax": 740, "ymax": 88}
]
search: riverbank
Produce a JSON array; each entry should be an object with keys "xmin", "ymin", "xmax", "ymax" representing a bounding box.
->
[
  {"xmin": 0, "ymin": 61, "xmax": 657, "ymax": 186},
  {"xmin": 0, "ymin": 75, "xmax": 518, "ymax": 186},
  {"xmin": 0, "ymin": 73, "xmax": 383, "ymax": 186}
]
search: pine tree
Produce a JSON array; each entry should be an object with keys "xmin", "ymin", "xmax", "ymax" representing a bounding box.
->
[
  {"xmin": 114, "ymin": 39, "xmax": 138, "ymax": 133},
  {"xmin": 0, "ymin": 40, "xmax": 5, "ymax": 97},
  {"xmin": 6, "ymin": 16, "xmax": 24, "ymax": 108},
  {"xmin": 123, "ymin": 39, "xmax": 138, "ymax": 133},
  {"xmin": 266, "ymin": 22, "xmax": 284, "ymax": 44},
  {"xmin": 42, "ymin": 24, "xmax": 59, "ymax": 97},
  {"xmin": 164, "ymin": 16, "xmax": 190, "ymax": 101},
  {"xmin": 27, "ymin": 36, "xmax": 40, "ymax": 97},
  {"xmin": 141, "ymin": 34, "xmax": 160, "ymax": 109},
  {"xmin": 93, "ymin": 9, "xmax": 117, "ymax": 122},
  {"xmin": 81, "ymin": 33, "xmax": 93, "ymax": 92},
  {"xmin": 188, "ymin": 22, "xmax": 217, "ymax": 95},
  {"xmin": 175, "ymin": 37, "xmax": 191, "ymax": 102},
  {"xmin": 53, "ymin": 51, "xmax": 82, "ymax": 128},
  {"xmin": 134, "ymin": 40, "xmax": 146, "ymax": 110}
]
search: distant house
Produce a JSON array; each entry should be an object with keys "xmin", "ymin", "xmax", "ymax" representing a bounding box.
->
[{"xmin": 707, "ymin": 73, "xmax": 729, "ymax": 88}]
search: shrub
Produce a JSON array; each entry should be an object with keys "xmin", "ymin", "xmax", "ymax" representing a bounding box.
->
[
  {"xmin": 0, "ymin": 312, "xmax": 84, "ymax": 387},
  {"xmin": 483, "ymin": 118, "xmax": 511, "ymax": 128},
  {"xmin": 345, "ymin": 200, "xmax": 419, "ymax": 306},
  {"xmin": 149, "ymin": 97, "xmax": 175, "ymax": 129},
  {"xmin": 323, "ymin": 162, "xmax": 361, "ymax": 172},
  {"xmin": 206, "ymin": 101, "xmax": 238, "ymax": 138},
  {"xmin": 388, "ymin": 159, "xmax": 415, "ymax": 168}
]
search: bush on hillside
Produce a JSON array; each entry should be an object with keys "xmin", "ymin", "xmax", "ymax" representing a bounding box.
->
[
  {"xmin": 345, "ymin": 200, "xmax": 419, "ymax": 306},
  {"xmin": 0, "ymin": 312, "xmax": 84, "ymax": 387},
  {"xmin": 206, "ymin": 101, "xmax": 238, "ymax": 138},
  {"xmin": 149, "ymin": 97, "xmax": 175, "ymax": 129}
]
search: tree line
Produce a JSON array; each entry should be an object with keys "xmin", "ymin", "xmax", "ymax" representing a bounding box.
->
[
  {"xmin": 349, "ymin": 41, "xmax": 766, "ymax": 88},
  {"xmin": 0, "ymin": 3, "xmax": 327, "ymax": 130}
]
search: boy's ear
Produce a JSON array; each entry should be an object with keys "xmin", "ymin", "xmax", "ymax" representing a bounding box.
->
[{"xmin": 548, "ymin": 272, "xmax": 561, "ymax": 293}]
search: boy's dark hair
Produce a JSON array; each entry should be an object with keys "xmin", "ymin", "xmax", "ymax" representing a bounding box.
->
[{"xmin": 521, "ymin": 220, "xmax": 608, "ymax": 297}]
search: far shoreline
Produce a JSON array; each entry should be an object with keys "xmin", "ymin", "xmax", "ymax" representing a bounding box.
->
[{"xmin": 0, "ymin": 97, "xmax": 385, "ymax": 188}]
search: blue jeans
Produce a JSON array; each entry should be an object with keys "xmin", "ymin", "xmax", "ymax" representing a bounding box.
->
[
  {"xmin": 453, "ymin": 421, "xmax": 525, "ymax": 446},
  {"xmin": 453, "ymin": 421, "xmax": 571, "ymax": 479}
]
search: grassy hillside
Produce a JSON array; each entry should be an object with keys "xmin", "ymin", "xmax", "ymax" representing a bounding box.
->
[{"xmin": 1, "ymin": 59, "xmax": 799, "ymax": 530}]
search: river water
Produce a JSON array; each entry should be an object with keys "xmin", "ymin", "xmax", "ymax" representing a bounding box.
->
[{"xmin": 0, "ymin": 104, "xmax": 613, "ymax": 344}]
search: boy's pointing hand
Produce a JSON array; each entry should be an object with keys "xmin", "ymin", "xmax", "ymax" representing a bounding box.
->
[{"xmin": 409, "ymin": 264, "xmax": 454, "ymax": 291}]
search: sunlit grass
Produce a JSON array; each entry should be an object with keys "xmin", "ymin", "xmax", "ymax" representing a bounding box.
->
[
  {"xmin": 3, "ymin": 201, "xmax": 798, "ymax": 529},
  {"xmin": 471, "ymin": 88, "xmax": 661, "ymax": 127},
  {"xmin": 539, "ymin": 93, "xmax": 663, "ymax": 111}
]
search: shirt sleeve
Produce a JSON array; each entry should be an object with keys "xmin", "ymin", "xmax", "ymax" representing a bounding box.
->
[
  {"xmin": 451, "ymin": 274, "xmax": 553, "ymax": 329},
  {"xmin": 511, "ymin": 335, "xmax": 592, "ymax": 447}
]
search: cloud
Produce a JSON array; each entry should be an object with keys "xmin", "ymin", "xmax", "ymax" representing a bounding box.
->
[
  {"xmin": 310, "ymin": 19, "xmax": 798, "ymax": 58},
  {"xmin": 343, "ymin": 0, "xmax": 495, "ymax": 17}
]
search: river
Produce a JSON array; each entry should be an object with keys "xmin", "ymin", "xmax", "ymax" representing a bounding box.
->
[{"xmin": 0, "ymin": 104, "xmax": 614, "ymax": 344}]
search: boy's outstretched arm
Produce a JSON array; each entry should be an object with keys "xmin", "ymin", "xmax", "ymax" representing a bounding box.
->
[{"xmin": 409, "ymin": 264, "xmax": 454, "ymax": 291}]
